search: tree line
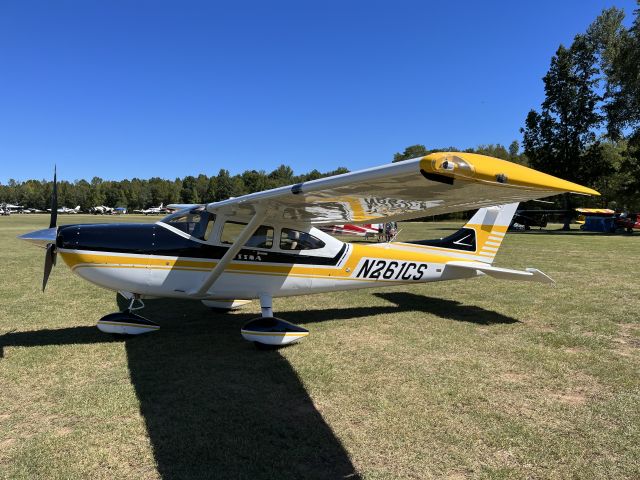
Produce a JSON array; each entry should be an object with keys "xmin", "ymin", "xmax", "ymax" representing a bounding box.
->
[
  {"xmin": 0, "ymin": 145, "xmax": 524, "ymax": 211},
  {"xmin": 0, "ymin": 166, "xmax": 349, "ymax": 211},
  {"xmin": 1, "ymin": 6, "xmax": 638, "ymax": 215}
]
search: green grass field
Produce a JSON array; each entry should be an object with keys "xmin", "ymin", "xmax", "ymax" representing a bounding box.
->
[{"xmin": 1, "ymin": 214, "xmax": 639, "ymax": 479}]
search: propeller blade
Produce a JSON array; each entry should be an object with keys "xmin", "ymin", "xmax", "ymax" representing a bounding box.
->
[
  {"xmin": 43, "ymin": 243, "xmax": 56, "ymax": 292},
  {"xmin": 49, "ymin": 166, "xmax": 58, "ymax": 229}
]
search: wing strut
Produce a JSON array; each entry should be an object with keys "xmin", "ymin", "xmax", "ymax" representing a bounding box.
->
[{"xmin": 190, "ymin": 207, "xmax": 266, "ymax": 297}]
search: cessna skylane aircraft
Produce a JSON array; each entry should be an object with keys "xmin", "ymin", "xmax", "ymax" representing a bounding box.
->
[{"xmin": 19, "ymin": 153, "xmax": 599, "ymax": 346}]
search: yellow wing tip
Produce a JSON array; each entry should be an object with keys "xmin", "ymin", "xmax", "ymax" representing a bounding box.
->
[{"xmin": 422, "ymin": 152, "xmax": 600, "ymax": 196}]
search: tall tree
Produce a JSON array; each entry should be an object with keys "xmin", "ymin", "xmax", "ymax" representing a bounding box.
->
[
  {"xmin": 588, "ymin": 6, "xmax": 640, "ymax": 140},
  {"xmin": 268, "ymin": 164, "xmax": 294, "ymax": 187},
  {"xmin": 392, "ymin": 145, "xmax": 459, "ymax": 162},
  {"xmin": 467, "ymin": 144, "xmax": 510, "ymax": 160},
  {"xmin": 88, "ymin": 177, "xmax": 105, "ymax": 207},
  {"xmin": 588, "ymin": 5, "xmax": 640, "ymax": 210},
  {"xmin": 508, "ymin": 141, "xmax": 520, "ymax": 160},
  {"xmin": 393, "ymin": 144, "xmax": 429, "ymax": 162},
  {"xmin": 214, "ymin": 169, "xmax": 235, "ymax": 202},
  {"xmin": 521, "ymin": 34, "xmax": 609, "ymax": 228},
  {"xmin": 204, "ymin": 177, "xmax": 217, "ymax": 203},
  {"xmin": 195, "ymin": 174, "xmax": 210, "ymax": 202},
  {"xmin": 242, "ymin": 170, "xmax": 269, "ymax": 193},
  {"xmin": 180, "ymin": 176, "xmax": 199, "ymax": 203}
]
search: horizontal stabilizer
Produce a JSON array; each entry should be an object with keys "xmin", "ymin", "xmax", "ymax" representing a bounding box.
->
[{"xmin": 445, "ymin": 261, "xmax": 554, "ymax": 284}]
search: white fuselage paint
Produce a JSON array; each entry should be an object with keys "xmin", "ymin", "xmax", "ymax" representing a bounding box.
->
[{"xmin": 59, "ymin": 247, "xmax": 468, "ymax": 301}]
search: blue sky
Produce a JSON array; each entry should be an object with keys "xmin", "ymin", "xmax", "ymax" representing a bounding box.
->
[{"xmin": 0, "ymin": 0, "xmax": 636, "ymax": 182}]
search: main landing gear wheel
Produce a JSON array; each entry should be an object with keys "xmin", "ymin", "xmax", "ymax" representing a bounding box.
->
[
  {"xmin": 240, "ymin": 294, "xmax": 309, "ymax": 348},
  {"xmin": 97, "ymin": 294, "xmax": 159, "ymax": 336},
  {"xmin": 241, "ymin": 317, "xmax": 309, "ymax": 347}
]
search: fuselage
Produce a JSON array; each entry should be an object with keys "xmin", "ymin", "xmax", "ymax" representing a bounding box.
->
[{"xmin": 52, "ymin": 208, "xmax": 481, "ymax": 300}]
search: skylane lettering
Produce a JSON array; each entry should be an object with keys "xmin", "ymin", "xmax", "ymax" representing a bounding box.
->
[{"xmin": 354, "ymin": 258, "xmax": 428, "ymax": 281}]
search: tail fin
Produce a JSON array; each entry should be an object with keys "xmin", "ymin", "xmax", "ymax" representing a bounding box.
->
[
  {"xmin": 464, "ymin": 203, "xmax": 518, "ymax": 263},
  {"xmin": 74, "ymin": 206, "xmax": 81, "ymax": 212},
  {"xmin": 409, "ymin": 203, "xmax": 519, "ymax": 264}
]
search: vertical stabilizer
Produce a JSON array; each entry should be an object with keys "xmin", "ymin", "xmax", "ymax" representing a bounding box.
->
[
  {"xmin": 408, "ymin": 203, "xmax": 519, "ymax": 264},
  {"xmin": 463, "ymin": 203, "xmax": 518, "ymax": 263}
]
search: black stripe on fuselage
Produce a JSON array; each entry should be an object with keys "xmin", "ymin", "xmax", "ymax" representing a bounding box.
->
[
  {"xmin": 56, "ymin": 224, "xmax": 346, "ymax": 266},
  {"xmin": 407, "ymin": 227, "xmax": 477, "ymax": 252}
]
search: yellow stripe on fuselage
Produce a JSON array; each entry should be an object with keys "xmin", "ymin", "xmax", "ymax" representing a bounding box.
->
[
  {"xmin": 61, "ymin": 245, "xmax": 459, "ymax": 281},
  {"xmin": 59, "ymin": 223, "xmax": 508, "ymax": 281}
]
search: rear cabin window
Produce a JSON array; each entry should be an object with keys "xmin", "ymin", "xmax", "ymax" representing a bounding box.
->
[
  {"xmin": 280, "ymin": 229, "xmax": 325, "ymax": 250},
  {"xmin": 166, "ymin": 210, "xmax": 215, "ymax": 240},
  {"xmin": 221, "ymin": 222, "xmax": 274, "ymax": 249}
]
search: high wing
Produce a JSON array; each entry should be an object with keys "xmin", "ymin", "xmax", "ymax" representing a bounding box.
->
[{"xmin": 206, "ymin": 152, "xmax": 599, "ymax": 225}]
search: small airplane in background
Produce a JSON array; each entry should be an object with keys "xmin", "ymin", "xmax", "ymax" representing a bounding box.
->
[
  {"xmin": 134, "ymin": 203, "xmax": 168, "ymax": 215},
  {"xmin": 509, "ymin": 210, "xmax": 552, "ymax": 230},
  {"xmin": 49, "ymin": 205, "xmax": 81, "ymax": 214},
  {"xmin": 319, "ymin": 223, "xmax": 384, "ymax": 240},
  {"xmin": 2, "ymin": 203, "xmax": 25, "ymax": 213},
  {"xmin": 90, "ymin": 205, "xmax": 114, "ymax": 215},
  {"xmin": 320, "ymin": 223, "xmax": 403, "ymax": 242},
  {"xmin": 616, "ymin": 212, "xmax": 640, "ymax": 233},
  {"xmin": 19, "ymin": 153, "xmax": 599, "ymax": 348}
]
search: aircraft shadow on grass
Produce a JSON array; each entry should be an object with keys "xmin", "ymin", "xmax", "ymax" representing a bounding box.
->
[{"xmin": 0, "ymin": 292, "xmax": 517, "ymax": 479}]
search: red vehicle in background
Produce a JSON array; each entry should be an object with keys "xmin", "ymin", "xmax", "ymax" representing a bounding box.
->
[{"xmin": 616, "ymin": 212, "xmax": 640, "ymax": 233}]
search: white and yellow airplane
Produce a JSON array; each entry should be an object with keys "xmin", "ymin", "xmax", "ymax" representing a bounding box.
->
[{"xmin": 19, "ymin": 153, "xmax": 599, "ymax": 346}]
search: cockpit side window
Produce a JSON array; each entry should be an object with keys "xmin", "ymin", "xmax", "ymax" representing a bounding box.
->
[
  {"xmin": 165, "ymin": 209, "xmax": 215, "ymax": 240},
  {"xmin": 221, "ymin": 221, "xmax": 274, "ymax": 249},
  {"xmin": 280, "ymin": 228, "xmax": 326, "ymax": 250}
]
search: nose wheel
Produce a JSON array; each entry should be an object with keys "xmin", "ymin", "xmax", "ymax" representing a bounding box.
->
[
  {"xmin": 97, "ymin": 294, "xmax": 160, "ymax": 336},
  {"xmin": 241, "ymin": 294, "xmax": 309, "ymax": 347}
]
